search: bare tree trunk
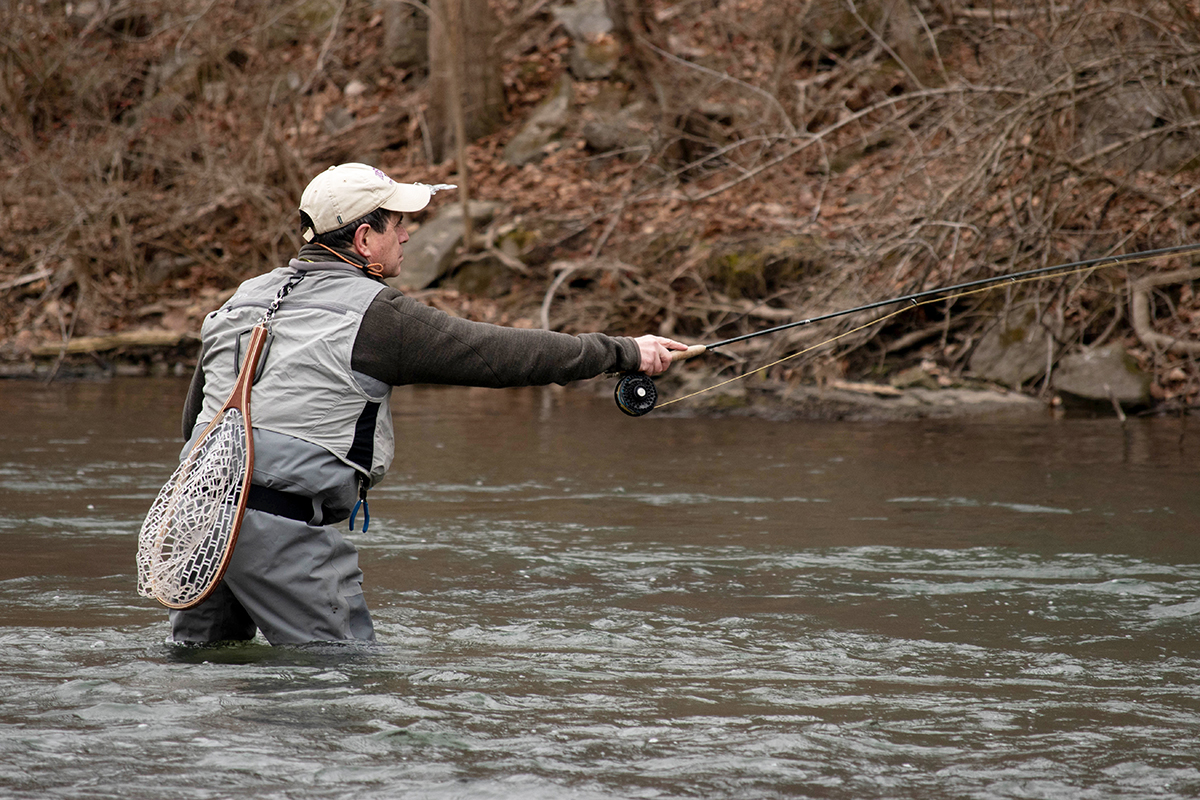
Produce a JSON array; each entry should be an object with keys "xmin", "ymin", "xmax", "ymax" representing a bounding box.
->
[
  {"xmin": 428, "ymin": 0, "xmax": 504, "ymax": 162},
  {"xmin": 443, "ymin": 0, "xmax": 472, "ymax": 250}
]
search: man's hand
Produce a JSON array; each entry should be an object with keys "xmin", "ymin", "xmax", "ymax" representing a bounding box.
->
[{"xmin": 634, "ymin": 335, "xmax": 689, "ymax": 376}]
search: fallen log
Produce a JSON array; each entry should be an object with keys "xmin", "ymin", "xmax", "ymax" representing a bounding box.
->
[
  {"xmin": 31, "ymin": 330, "xmax": 197, "ymax": 357},
  {"xmin": 828, "ymin": 379, "xmax": 903, "ymax": 397}
]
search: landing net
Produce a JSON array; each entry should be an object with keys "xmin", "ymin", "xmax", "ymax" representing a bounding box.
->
[{"xmin": 136, "ymin": 409, "xmax": 248, "ymax": 608}]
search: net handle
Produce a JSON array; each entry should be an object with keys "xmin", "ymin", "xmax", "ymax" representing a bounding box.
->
[{"xmin": 158, "ymin": 324, "xmax": 270, "ymax": 609}]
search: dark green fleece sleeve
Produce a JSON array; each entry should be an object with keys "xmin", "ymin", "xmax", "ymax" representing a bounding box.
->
[
  {"xmin": 351, "ymin": 288, "xmax": 642, "ymax": 387},
  {"xmin": 182, "ymin": 360, "xmax": 205, "ymax": 439}
]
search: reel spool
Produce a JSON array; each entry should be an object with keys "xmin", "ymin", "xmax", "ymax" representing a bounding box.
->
[
  {"xmin": 614, "ymin": 372, "xmax": 658, "ymax": 417},
  {"xmin": 613, "ymin": 344, "xmax": 706, "ymax": 417}
]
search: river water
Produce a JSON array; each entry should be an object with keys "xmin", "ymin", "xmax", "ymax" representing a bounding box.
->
[{"xmin": 2, "ymin": 377, "xmax": 1199, "ymax": 799}]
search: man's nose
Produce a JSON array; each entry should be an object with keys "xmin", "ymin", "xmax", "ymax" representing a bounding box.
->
[{"xmin": 397, "ymin": 225, "xmax": 409, "ymax": 244}]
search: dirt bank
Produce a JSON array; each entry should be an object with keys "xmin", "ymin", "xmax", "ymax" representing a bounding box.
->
[{"xmin": 4, "ymin": 2, "xmax": 1200, "ymax": 418}]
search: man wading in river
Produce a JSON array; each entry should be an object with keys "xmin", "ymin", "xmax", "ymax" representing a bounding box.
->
[{"xmin": 171, "ymin": 162, "xmax": 686, "ymax": 645}]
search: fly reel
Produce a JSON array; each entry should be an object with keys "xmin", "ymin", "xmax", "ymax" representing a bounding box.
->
[
  {"xmin": 614, "ymin": 372, "xmax": 658, "ymax": 417},
  {"xmin": 612, "ymin": 345, "xmax": 708, "ymax": 417}
]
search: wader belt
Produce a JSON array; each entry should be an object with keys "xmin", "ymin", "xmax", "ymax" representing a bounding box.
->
[{"xmin": 246, "ymin": 484, "xmax": 313, "ymax": 523}]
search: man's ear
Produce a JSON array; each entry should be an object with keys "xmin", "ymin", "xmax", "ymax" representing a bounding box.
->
[{"xmin": 352, "ymin": 222, "xmax": 373, "ymax": 258}]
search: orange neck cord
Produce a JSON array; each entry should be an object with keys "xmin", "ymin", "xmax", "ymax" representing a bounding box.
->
[{"xmin": 314, "ymin": 243, "xmax": 385, "ymax": 279}]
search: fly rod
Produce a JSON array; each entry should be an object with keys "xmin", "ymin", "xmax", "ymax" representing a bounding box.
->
[{"xmin": 614, "ymin": 242, "xmax": 1200, "ymax": 416}]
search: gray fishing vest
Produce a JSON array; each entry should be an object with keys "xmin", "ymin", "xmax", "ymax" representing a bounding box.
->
[{"xmin": 196, "ymin": 264, "xmax": 394, "ymax": 485}]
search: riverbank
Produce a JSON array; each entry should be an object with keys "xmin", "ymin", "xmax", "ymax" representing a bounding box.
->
[
  {"xmin": 0, "ymin": 337, "xmax": 1060, "ymax": 424},
  {"xmin": 5, "ymin": 2, "xmax": 1200, "ymax": 421}
]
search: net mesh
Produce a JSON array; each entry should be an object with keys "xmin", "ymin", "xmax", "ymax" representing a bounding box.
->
[{"xmin": 136, "ymin": 409, "xmax": 248, "ymax": 608}]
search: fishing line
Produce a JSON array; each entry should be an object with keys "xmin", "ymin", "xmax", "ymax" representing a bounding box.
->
[
  {"xmin": 615, "ymin": 242, "xmax": 1200, "ymax": 416},
  {"xmin": 662, "ymin": 265, "xmax": 1085, "ymax": 408}
]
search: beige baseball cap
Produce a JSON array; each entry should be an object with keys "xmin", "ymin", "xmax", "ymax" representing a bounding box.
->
[{"xmin": 299, "ymin": 163, "xmax": 454, "ymax": 241}]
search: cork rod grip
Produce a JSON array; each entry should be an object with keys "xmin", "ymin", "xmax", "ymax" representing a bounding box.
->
[{"xmin": 670, "ymin": 344, "xmax": 708, "ymax": 363}]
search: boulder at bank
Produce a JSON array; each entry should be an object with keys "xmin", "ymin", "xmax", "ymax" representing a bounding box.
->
[
  {"xmin": 551, "ymin": 0, "xmax": 619, "ymax": 80},
  {"xmin": 1052, "ymin": 344, "xmax": 1151, "ymax": 407},
  {"xmin": 391, "ymin": 201, "xmax": 503, "ymax": 291},
  {"xmin": 503, "ymin": 76, "xmax": 573, "ymax": 166},
  {"xmin": 582, "ymin": 99, "xmax": 656, "ymax": 156},
  {"xmin": 968, "ymin": 304, "xmax": 1062, "ymax": 388}
]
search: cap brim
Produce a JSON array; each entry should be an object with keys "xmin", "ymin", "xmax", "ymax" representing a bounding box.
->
[{"xmin": 379, "ymin": 183, "xmax": 432, "ymax": 214}]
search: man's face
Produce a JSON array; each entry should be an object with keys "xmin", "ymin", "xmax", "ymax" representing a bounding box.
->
[{"xmin": 364, "ymin": 213, "xmax": 410, "ymax": 278}]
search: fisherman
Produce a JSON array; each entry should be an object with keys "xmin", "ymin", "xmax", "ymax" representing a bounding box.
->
[{"xmin": 170, "ymin": 162, "xmax": 686, "ymax": 645}]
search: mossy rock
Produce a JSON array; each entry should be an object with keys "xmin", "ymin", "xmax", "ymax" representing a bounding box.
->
[
  {"xmin": 702, "ymin": 235, "xmax": 828, "ymax": 299},
  {"xmin": 495, "ymin": 225, "xmax": 540, "ymax": 257}
]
